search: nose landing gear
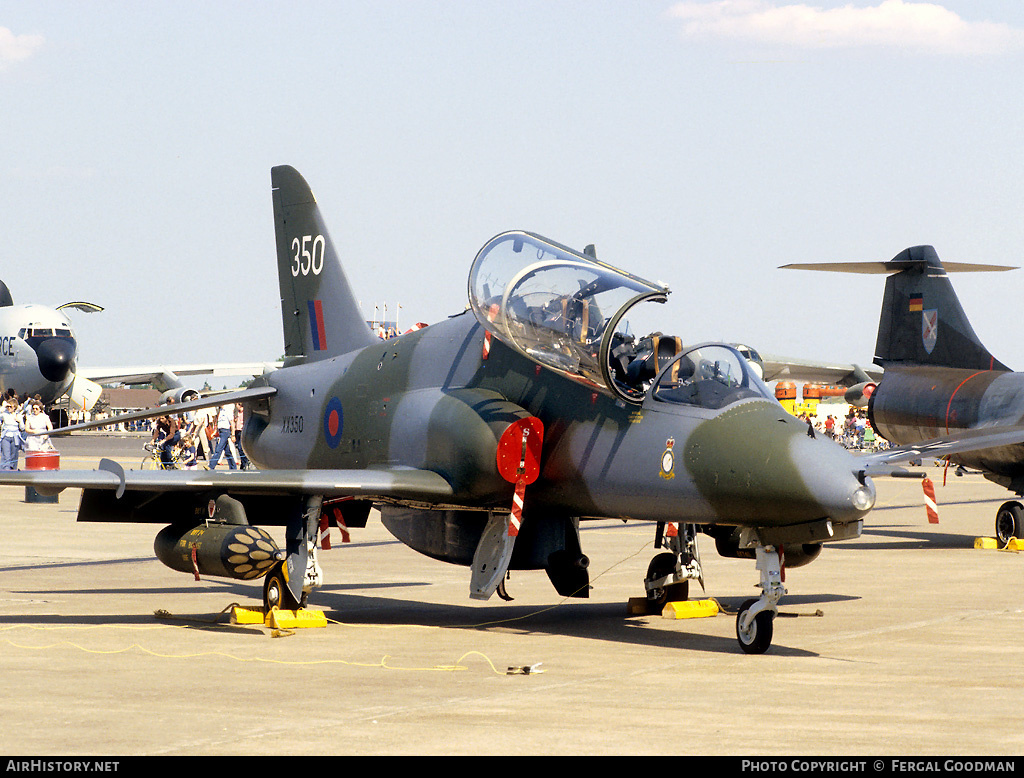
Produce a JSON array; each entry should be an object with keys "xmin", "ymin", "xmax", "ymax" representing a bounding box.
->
[{"xmin": 735, "ymin": 545, "xmax": 785, "ymax": 655}]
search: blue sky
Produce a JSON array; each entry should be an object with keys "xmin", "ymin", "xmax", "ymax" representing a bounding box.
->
[{"xmin": 4, "ymin": 1, "xmax": 1024, "ymax": 377}]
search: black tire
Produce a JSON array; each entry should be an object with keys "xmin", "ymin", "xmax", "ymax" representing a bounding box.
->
[
  {"xmin": 645, "ymin": 552, "xmax": 688, "ymax": 605},
  {"xmin": 995, "ymin": 501, "xmax": 1023, "ymax": 545},
  {"xmin": 736, "ymin": 598, "xmax": 774, "ymax": 655},
  {"xmin": 263, "ymin": 563, "xmax": 300, "ymax": 611}
]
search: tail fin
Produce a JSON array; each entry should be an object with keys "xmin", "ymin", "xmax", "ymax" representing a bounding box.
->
[
  {"xmin": 271, "ymin": 165, "xmax": 376, "ymax": 363},
  {"xmin": 782, "ymin": 246, "xmax": 1015, "ymax": 371}
]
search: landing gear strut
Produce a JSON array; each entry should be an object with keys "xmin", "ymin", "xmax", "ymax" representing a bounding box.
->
[
  {"xmin": 644, "ymin": 522, "xmax": 703, "ymax": 609},
  {"xmin": 735, "ymin": 544, "xmax": 785, "ymax": 655},
  {"xmin": 263, "ymin": 495, "xmax": 324, "ymax": 611}
]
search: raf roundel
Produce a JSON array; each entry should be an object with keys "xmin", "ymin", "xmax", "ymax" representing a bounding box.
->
[{"xmin": 323, "ymin": 397, "xmax": 344, "ymax": 448}]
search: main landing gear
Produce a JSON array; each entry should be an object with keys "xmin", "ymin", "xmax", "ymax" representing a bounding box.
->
[
  {"xmin": 995, "ymin": 501, "xmax": 1023, "ymax": 546},
  {"xmin": 644, "ymin": 522, "xmax": 703, "ymax": 609},
  {"xmin": 643, "ymin": 526, "xmax": 784, "ymax": 654},
  {"xmin": 735, "ymin": 545, "xmax": 785, "ymax": 655},
  {"xmin": 263, "ymin": 562, "xmax": 302, "ymax": 611},
  {"xmin": 263, "ymin": 496, "xmax": 324, "ymax": 612}
]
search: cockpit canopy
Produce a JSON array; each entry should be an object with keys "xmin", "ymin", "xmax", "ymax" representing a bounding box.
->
[
  {"xmin": 647, "ymin": 343, "xmax": 775, "ymax": 410},
  {"xmin": 468, "ymin": 231, "xmax": 775, "ymax": 409},
  {"xmin": 469, "ymin": 231, "xmax": 668, "ymax": 392}
]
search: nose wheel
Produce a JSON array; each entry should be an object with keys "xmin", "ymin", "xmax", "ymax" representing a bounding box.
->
[
  {"xmin": 736, "ymin": 598, "xmax": 774, "ymax": 654},
  {"xmin": 735, "ymin": 544, "xmax": 785, "ymax": 655}
]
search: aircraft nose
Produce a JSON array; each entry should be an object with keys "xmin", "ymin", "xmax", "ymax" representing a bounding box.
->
[
  {"xmin": 790, "ymin": 433, "xmax": 876, "ymax": 523},
  {"xmin": 35, "ymin": 337, "xmax": 76, "ymax": 383}
]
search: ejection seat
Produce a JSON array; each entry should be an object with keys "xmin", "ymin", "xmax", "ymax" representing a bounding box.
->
[
  {"xmin": 624, "ymin": 334, "xmax": 682, "ymax": 390},
  {"xmin": 653, "ymin": 335, "xmax": 682, "ymax": 384}
]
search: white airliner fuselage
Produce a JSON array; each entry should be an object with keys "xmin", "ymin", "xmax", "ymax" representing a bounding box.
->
[{"xmin": 0, "ymin": 303, "xmax": 80, "ymax": 405}]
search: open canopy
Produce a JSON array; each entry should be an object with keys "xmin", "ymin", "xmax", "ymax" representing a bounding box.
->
[
  {"xmin": 469, "ymin": 231, "xmax": 669, "ymax": 394},
  {"xmin": 468, "ymin": 231, "xmax": 775, "ymax": 409}
]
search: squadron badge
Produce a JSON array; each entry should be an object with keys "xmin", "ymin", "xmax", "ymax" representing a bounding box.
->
[
  {"xmin": 659, "ymin": 437, "xmax": 676, "ymax": 480},
  {"xmin": 911, "ymin": 293, "xmax": 938, "ymax": 355},
  {"xmin": 922, "ymin": 309, "xmax": 938, "ymax": 354}
]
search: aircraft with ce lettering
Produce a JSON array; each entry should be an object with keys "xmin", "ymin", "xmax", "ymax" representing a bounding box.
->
[
  {"xmin": 4, "ymin": 167, "xmax": 1022, "ymax": 655},
  {"xmin": 784, "ymin": 247, "xmax": 1024, "ymax": 545},
  {"xmin": 0, "ymin": 283, "xmax": 105, "ymax": 409}
]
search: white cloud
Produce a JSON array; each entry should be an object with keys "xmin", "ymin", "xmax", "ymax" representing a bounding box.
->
[
  {"xmin": 667, "ymin": 0, "xmax": 1024, "ymax": 54},
  {"xmin": 0, "ymin": 26, "xmax": 44, "ymax": 69}
]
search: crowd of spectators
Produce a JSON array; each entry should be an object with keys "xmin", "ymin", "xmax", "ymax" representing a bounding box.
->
[
  {"xmin": 0, "ymin": 388, "xmax": 55, "ymax": 470},
  {"xmin": 797, "ymin": 407, "xmax": 883, "ymax": 449}
]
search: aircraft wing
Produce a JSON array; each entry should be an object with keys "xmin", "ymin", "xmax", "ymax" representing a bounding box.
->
[
  {"xmin": 758, "ymin": 354, "xmax": 883, "ymax": 386},
  {"xmin": 78, "ymin": 362, "xmax": 282, "ymax": 389},
  {"xmin": 50, "ymin": 385, "xmax": 278, "ymax": 435},
  {"xmin": 0, "ymin": 461, "xmax": 454, "ymax": 505},
  {"xmin": 856, "ymin": 424, "xmax": 1024, "ymax": 476}
]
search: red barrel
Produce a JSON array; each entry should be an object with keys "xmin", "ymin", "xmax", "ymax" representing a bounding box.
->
[{"xmin": 24, "ymin": 450, "xmax": 60, "ymax": 503}]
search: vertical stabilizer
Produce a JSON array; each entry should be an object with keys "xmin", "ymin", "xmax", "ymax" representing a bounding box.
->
[
  {"xmin": 875, "ymin": 246, "xmax": 1008, "ymax": 371},
  {"xmin": 782, "ymin": 247, "xmax": 1015, "ymax": 372},
  {"xmin": 271, "ymin": 166, "xmax": 376, "ymax": 362}
]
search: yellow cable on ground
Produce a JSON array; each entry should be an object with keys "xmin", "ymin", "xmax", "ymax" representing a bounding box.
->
[{"xmin": 0, "ymin": 534, "xmax": 698, "ymax": 675}]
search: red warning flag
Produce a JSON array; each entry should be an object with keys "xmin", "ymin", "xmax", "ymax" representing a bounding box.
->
[
  {"xmin": 509, "ymin": 478, "xmax": 525, "ymax": 537},
  {"xmin": 319, "ymin": 513, "xmax": 331, "ymax": 550},
  {"xmin": 922, "ymin": 477, "xmax": 939, "ymax": 524}
]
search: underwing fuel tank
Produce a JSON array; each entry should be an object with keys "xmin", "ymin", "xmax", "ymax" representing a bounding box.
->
[{"xmin": 154, "ymin": 523, "xmax": 284, "ymax": 581}]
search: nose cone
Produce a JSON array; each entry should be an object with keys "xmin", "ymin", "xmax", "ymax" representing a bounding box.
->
[
  {"xmin": 682, "ymin": 405, "xmax": 875, "ymax": 526},
  {"xmin": 789, "ymin": 431, "xmax": 876, "ymax": 524},
  {"xmin": 35, "ymin": 337, "xmax": 76, "ymax": 383}
]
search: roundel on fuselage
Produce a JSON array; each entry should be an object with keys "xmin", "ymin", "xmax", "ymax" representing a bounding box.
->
[{"xmin": 323, "ymin": 397, "xmax": 344, "ymax": 448}]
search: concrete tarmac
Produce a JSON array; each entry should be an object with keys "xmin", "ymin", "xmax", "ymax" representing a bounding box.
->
[{"xmin": 0, "ymin": 434, "xmax": 1021, "ymax": 756}]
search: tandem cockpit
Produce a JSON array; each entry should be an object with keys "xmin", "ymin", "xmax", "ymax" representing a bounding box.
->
[{"xmin": 468, "ymin": 231, "xmax": 775, "ymax": 410}]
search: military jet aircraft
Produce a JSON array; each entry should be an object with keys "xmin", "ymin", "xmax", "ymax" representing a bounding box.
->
[
  {"xmin": 784, "ymin": 246, "xmax": 1024, "ymax": 544},
  {"xmin": 10, "ymin": 167, "xmax": 1018, "ymax": 655}
]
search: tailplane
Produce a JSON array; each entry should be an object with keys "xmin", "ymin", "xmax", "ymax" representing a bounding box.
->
[
  {"xmin": 271, "ymin": 165, "xmax": 376, "ymax": 363},
  {"xmin": 783, "ymin": 246, "xmax": 1015, "ymax": 371}
]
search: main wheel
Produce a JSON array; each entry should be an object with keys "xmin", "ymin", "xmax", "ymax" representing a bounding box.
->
[
  {"xmin": 263, "ymin": 563, "xmax": 300, "ymax": 611},
  {"xmin": 995, "ymin": 501, "xmax": 1023, "ymax": 545},
  {"xmin": 736, "ymin": 598, "xmax": 774, "ymax": 654},
  {"xmin": 645, "ymin": 552, "xmax": 689, "ymax": 606}
]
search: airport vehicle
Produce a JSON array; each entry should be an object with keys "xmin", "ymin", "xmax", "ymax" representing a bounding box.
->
[
  {"xmin": 5, "ymin": 167, "xmax": 1018, "ymax": 654},
  {"xmin": 784, "ymin": 246, "xmax": 1024, "ymax": 544}
]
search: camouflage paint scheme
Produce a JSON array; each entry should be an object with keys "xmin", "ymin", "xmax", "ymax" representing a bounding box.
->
[{"xmin": 9, "ymin": 166, "xmax": 961, "ymax": 655}]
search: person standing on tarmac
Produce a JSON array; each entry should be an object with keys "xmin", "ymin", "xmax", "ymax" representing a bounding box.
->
[
  {"xmin": 23, "ymin": 401, "xmax": 54, "ymax": 452},
  {"xmin": 232, "ymin": 403, "xmax": 249, "ymax": 469},
  {"xmin": 208, "ymin": 403, "xmax": 237, "ymax": 470},
  {"xmin": 0, "ymin": 397, "xmax": 23, "ymax": 470}
]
